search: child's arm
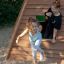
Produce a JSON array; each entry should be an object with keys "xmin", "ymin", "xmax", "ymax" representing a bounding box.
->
[
  {"xmin": 19, "ymin": 28, "xmax": 28, "ymax": 37},
  {"xmin": 38, "ymin": 25, "xmax": 42, "ymax": 32},
  {"xmin": 16, "ymin": 28, "xmax": 28, "ymax": 44}
]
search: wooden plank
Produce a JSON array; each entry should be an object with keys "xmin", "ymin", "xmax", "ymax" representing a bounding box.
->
[
  {"xmin": 10, "ymin": 47, "xmax": 64, "ymax": 59},
  {"xmin": 60, "ymin": 0, "xmax": 64, "ymax": 6},
  {"xmin": 13, "ymin": 38, "xmax": 64, "ymax": 50},
  {"xmin": 26, "ymin": 4, "xmax": 50, "ymax": 9},
  {"xmin": 11, "ymin": 48, "xmax": 64, "ymax": 56},
  {"xmin": 18, "ymin": 19, "xmax": 64, "ymax": 32},
  {"xmin": 61, "ymin": 9, "xmax": 64, "ymax": 16},
  {"xmin": 9, "ymin": 53, "xmax": 64, "ymax": 64},
  {"xmin": 41, "ymin": 41, "xmax": 64, "ymax": 50},
  {"xmin": 21, "ymin": 16, "xmax": 64, "ymax": 24},
  {"xmin": 23, "ymin": 8, "xmax": 48, "ymax": 16},
  {"xmin": 59, "ymin": 24, "xmax": 64, "ymax": 31},
  {"xmin": 18, "ymin": 23, "xmax": 26, "ymax": 30},
  {"xmin": 22, "ymin": 16, "xmax": 36, "ymax": 20},
  {"xmin": 28, "ymin": 0, "xmax": 54, "ymax": 5},
  {"xmin": 57, "ymin": 33, "xmax": 64, "ymax": 36},
  {"xmin": 23, "ymin": 9, "xmax": 64, "ymax": 16}
]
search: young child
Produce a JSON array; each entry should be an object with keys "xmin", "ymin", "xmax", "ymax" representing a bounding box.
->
[
  {"xmin": 44, "ymin": 8, "xmax": 54, "ymax": 39},
  {"xmin": 16, "ymin": 17, "xmax": 44, "ymax": 64},
  {"xmin": 51, "ymin": 2, "xmax": 62, "ymax": 43}
]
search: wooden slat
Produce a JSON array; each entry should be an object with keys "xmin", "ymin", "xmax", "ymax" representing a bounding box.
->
[
  {"xmin": 10, "ymin": 53, "xmax": 64, "ymax": 64},
  {"xmin": 19, "ymin": 19, "xmax": 64, "ymax": 32},
  {"xmin": 24, "ymin": 8, "xmax": 47, "ymax": 15},
  {"xmin": 42, "ymin": 41, "xmax": 64, "ymax": 50},
  {"xmin": 11, "ymin": 48, "xmax": 64, "ymax": 55},
  {"xmin": 13, "ymin": 38, "xmax": 64, "ymax": 50},
  {"xmin": 60, "ymin": 25, "xmax": 64, "ymax": 31},
  {"xmin": 26, "ymin": 4, "xmax": 50, "ymax": 9},
  {"xmin": 28, "ymin": 0, "xmax": 54, "ymax": 5},
  {"xmin": 61, "ymin": 9, "xmax": 64, "ymax": 16},
  {"xmin": 23, "ymin": 9, "xmax": 64, "ymax": 16},
  {"xmin": 22, "ymin": 16, "xmax": 35, "ymax": 20},
  {"xmin": 23, "ymin": 8, "xmax": 45, "ymax": 16},
  {"xmin": 21, "ymin": 16, "xmax": 64, "ymax": 24},
  {"xmin": 10, "ymin": 47, "xmax": 64, "ymax": 59},
  {"xmin": 60, "ymin": 0, "xmax": 64, "ymax": 6}
]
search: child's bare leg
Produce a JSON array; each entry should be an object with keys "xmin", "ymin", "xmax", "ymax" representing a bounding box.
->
[
  {"xmin": 32, "ymin": 48, "xmax": 37, "ymax": 64},
  {"xmin": 40, "ymin": 51, "xmax": 44, "ymax": 61},
  {"xmin": 52, "ymin": 28, "xmax": 58, "ymax": 43},
  {"xmin": 35, "ymin": 40, "xmax": 45, "ymax": 62}
]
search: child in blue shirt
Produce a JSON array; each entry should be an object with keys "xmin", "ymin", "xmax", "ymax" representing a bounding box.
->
[{"xmin": 16, "ymin": 17, "xmax": 44, "ymax": 64}]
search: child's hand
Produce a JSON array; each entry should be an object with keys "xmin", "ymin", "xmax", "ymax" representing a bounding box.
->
[
  {"xmin": 16, "ymin": 39, "xmax": 18, "ymax": 44},
  {"xmin": 46, "ymin": 16, "xmax": 48, "ymax": 19},
  {"xmin": 39, "ymin": 25, "xmax": 42, "ymax": 32},
  {"xmin": 46, "ymin": 12, "xmax": 52, "ymax": 17},
  {"xmin": 16, "ymin": 36, "xmax": 20, "ymax": 44}
]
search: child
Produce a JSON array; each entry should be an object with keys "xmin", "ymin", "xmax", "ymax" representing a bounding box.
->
[
  {"xmin": 16, "ymin": 17, "xmax": 44, "ymax": 64},
  {"xmin": 44, "ymin": 8, "xmax": 54, "ymax": 39},
  {"xmin": 51, "ymin": 2, "xmax": 62, "ymax": 43}
]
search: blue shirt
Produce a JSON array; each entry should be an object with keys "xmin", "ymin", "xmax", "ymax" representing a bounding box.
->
[{"xmin": 29, "ymin": 31, "xmax": 42, "ymax": 42}]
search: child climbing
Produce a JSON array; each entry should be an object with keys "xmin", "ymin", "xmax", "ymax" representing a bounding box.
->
[
  {"xmin": 16, "ymin": 17, "xmax": 44, "ymax": 64},
  {"xmin": 51, "ymin": 2, "xmax": 62, "ymax": 43},
  {"xmin": 44, "ymin": 8, "xmax": 54, "ymax": 39},
  {"xmin": 44, "ymin": 2, "xmax": 62, "ymax": 43}
]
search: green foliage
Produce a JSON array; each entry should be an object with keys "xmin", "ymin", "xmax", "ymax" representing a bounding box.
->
[{"xmin": 0, "ymin": 0, "xmax": 23, "ymax": 27}]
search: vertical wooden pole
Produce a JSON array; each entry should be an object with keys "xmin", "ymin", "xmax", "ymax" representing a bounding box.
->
[{"xmin": 6, "ymin": 0, "xmax": 29, "ymax": 60}]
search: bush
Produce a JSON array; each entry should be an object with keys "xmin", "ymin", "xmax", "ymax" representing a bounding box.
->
[{"xmin": 0, "ymin": 0, "xmax": 23, "ymax": 27}]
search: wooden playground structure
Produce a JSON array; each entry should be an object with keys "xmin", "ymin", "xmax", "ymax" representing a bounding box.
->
[{"xmin": 6, "ymin": 0, "xmax": 64, "ymax": 64}]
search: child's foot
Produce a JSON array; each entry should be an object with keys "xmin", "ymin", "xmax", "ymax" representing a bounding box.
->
[
  {"xmin": 52, "ymin": 39, "xmax": 56, "ymax": 43},
  {"xmin": 38, "ymin": 61, "xmax": 44, "ymax": 64},
  {"xmin": 33, "ymin": 60, "xmax": 37, "ymax": 64}
]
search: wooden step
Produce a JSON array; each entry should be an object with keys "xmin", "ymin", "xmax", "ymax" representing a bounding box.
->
[
  {"xmin": 21, "ymin": 16, "xmax": 64, "ymax": 25},
  {"xmin": 7, "ymin": 0, "xmax": 64, "ymax": 63},
  {"xmin": 26, "ymin": 4, "xmax": 50, "ymax": 9},
  {"xmin": 42, "ymin": 41, "xmax": 64, "ymax": 50},
  {"xmin": 13, "ymin": 38, "xmax": 64, "ymax": 50},
  {"xmin": 44, "ymin": 58, "xmax": 64, "ymax": 64},
  {"xmin": 12, "ymin": 30, "xmax": 64, "ymax": 49},
  {"xmin": 60, "ymin": 0, "xmax": 64, "ymax": 6},
  {"xmin": 18, "ymin": 20, "xmax": 64, "ymax": 32},
  {"xmin": 28, "ymin": 0, "xmax": 54, "ymax": 5},
  {"xmin": 23, "ymin": 9, "xmax": 64, "ymax": 16},
  {"xmin": 6, "ymin": 58, "xmax": 64, "ymax": 64},
  {"xmin": 10, "ymin": 47, "xmax": 64, "ymax": 61},
  {"xmin": 23, "ymin": 8, "xmax": 45, "ymax": 16},
  {"xmin": 11, "ymin": 47, "xmax": 64, "ymax": 54}
]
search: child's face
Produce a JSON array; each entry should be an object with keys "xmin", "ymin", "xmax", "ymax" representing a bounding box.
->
[
  {"xmin": 32, "ymin": 22, "xmax": 38, "ymax": 32},
  {"xmin": 51, "ymin": 5, "xmax": 59, "ymax": 14},
  {"xmin": 51, "ymin": 5, "xmax": 56, "ymax": 12}
]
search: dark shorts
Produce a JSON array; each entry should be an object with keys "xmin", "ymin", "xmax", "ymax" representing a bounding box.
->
[{"xmin": 54, "ymin": 15, "xmax": 62, "ymax": 30}]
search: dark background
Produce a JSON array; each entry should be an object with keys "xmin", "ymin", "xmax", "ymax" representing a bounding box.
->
[{"xmin": 0, "ymin": 0, "xmax": 23, "ymax": 27}]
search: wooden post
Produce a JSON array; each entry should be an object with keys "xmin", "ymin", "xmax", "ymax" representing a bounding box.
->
[{"xmin": 6, "ymin": 0, "xmax": 29, "ymax": 60}]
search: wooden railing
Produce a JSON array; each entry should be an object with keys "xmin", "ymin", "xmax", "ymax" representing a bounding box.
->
[{"xmin": 6, "ymin": 0, "xmax": 29, "ymax": 59}]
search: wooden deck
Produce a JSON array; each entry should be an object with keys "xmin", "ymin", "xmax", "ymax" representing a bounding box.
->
[{"xmin": 6, "ymin": 0, "xmax": 64, "ymax": 64}]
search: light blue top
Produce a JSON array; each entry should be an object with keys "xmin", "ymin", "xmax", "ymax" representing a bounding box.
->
[{"xmin": 29, "ymin": 31, "xmax": 42, "ymax": 43}]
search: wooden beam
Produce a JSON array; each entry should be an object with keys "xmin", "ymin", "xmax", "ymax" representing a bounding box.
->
[{"xmin": 6, "ymin": 0, "xmax": 29, "ymax": 60}]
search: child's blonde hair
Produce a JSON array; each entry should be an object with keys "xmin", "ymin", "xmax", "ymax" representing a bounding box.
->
[
  {"xmin": 27, "ymin": 17, "xmax": 37, "ymax": 32},
  {"xmin": 52, "ymin": 1, "xmax": 60, "ymax": 8}
]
